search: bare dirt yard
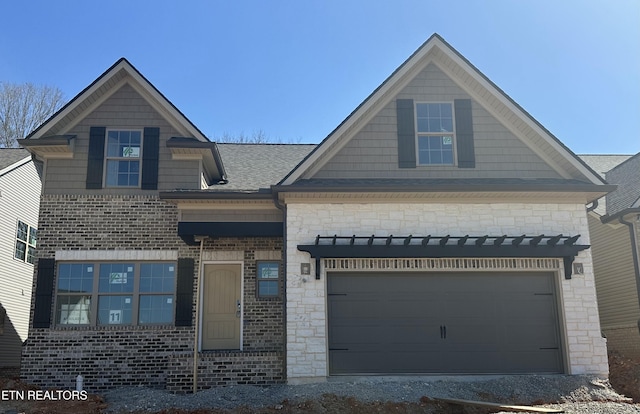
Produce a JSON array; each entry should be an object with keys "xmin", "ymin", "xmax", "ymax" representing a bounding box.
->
[{"xmin": 1, "ymin": 351, "xmax": 640, "ymax": 414}]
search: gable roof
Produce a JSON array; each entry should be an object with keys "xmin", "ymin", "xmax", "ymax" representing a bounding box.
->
[
  {"xmin": 216, "ymin": 143, "xmax": 316, "ymax": 191},
  {"xmin": 23, "ymin": 58, "xmax": 209, "ymax": 143},
  {"xmin": 279, "ymin": 33, "xmax": 606, "ymax": 187},
  {"xmin": 0, "ymin": 148, "xmax": 31, "ymax": 176}
]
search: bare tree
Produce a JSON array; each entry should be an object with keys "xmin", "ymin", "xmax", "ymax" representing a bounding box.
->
[
  {"xmin": 0, "ymin": 82, "xmax": 66, "ymax": 148},
  {"xmin": 215, "ymin": 129, "xmax": 301, "ymax": 144}
]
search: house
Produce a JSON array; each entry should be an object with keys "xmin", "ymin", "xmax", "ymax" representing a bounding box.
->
[
  {"xmin": 20, "ymin": 34, "xmax": 612, "ymax": 392},
  {"xmin": 0, "ymin": 148, "xmax": 41, "ymax": 372},
  {"xmin": 583, "ymin": 153, "xmax": 640, "ymax": 357}
]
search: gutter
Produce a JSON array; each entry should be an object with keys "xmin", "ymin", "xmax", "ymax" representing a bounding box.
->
[
  {"xmin": 618, "ymin": 214, "xmax": 640, "ymax": 334},
  {"xmin": 272, "ymin": 183, "xmax": 617, "ymax": 194}
]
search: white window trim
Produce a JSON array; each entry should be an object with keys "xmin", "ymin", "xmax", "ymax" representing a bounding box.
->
[
  {"xmin": 414, "ymin": 101, "xmax": 457, "ymax": 167},
  {"xmin": 103, "ymin": 128, "xmax": 144, "ymax": 188}
]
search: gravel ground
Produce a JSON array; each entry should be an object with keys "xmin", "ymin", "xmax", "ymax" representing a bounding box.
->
[{"xmin": 103, "ymin": 375, "xmax": 640, "ymax": 413}]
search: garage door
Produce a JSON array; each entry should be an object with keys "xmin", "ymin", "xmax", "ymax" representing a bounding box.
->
[{"xmin": 328, "ymin": 272, "xmax": 563, "ymax": 375}]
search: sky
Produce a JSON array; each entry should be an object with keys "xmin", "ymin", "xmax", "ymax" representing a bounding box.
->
[{"xmin": 1, "ymin": 0, "xmax": 638, "ymax": 154}]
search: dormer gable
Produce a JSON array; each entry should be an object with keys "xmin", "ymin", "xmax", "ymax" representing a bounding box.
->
[{"xmin": 20, "ymin": 59, "xmax": 224, "ymax": 194}]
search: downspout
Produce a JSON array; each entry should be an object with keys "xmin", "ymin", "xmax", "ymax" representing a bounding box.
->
[
  {"xmin": 586, "ymin": 200, "xmax": 598, "ymax": 213},
  {"xmin": 619, "ymin": 215, "xmax": 640, "ymax": 334},
  {"xmin": 193, "ymin": 236, "xmax": 206, "ymax": 393},
  {"xmin": 272, "ymin": 189, "xmax": 287, "ymax": 383}
]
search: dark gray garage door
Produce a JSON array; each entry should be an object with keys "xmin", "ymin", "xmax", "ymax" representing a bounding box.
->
[{"xmin": 328, "ymin": 272, "xmax": 563, "ymax": 375}]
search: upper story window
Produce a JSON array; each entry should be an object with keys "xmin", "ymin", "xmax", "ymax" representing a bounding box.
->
[
  {"xmin": 415, "ymin": 103, "xmax": 454, "ymax": 165},
  {"xmin": 105, "ymin": 130, "xmax": 142, "ymax": 187},
  {"xmin": 14, "ymin": 220, "xmax": 37, "ymax": 264}
]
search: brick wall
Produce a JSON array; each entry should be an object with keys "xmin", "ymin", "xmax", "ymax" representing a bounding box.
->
[
  {"xmin": 21, "ymin": 194, "xmax": 284, "ymax": 391},
  {"xmin": 285, "ymin": 202, "xmax": 609, "ymax": 382}
]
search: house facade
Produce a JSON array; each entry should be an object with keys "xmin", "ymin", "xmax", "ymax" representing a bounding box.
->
[
  {"xmin": 584, "ymin": 153, "xmax": 640, "ymax": 357},
  {"xmin": 21, "ymin": 34, "xmax": 611, "ymax": 392},
  {"xmin": 0, "ymin": 149, "xmax": 41, "ymax": 371}
]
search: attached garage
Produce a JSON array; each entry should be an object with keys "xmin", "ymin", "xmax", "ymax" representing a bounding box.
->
[{"xmin": 328, "ymin": 271, "xmax": 564, "ymax": 375}]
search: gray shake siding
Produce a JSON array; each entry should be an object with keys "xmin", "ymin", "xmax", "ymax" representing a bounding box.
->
[
  {"xmin": 21, "ymin": 195, "xmax": 284, "ymax": 392},
  {"xmin": 43, "ymin": 83, "xmax": 201, "ymax": 195},
  {"xmin": 314, "ymin": 64, "xmax": 560, "ymax": 180}
]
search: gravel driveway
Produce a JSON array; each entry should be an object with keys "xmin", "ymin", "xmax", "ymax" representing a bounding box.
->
[{"xmin": 103, "ymin": 375, "xmax": 640, "ymax": 413}]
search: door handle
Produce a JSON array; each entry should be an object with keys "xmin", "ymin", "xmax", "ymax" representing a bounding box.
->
[
  {"xmin": 440, "ymin": 325, "xmax": 447, "ymax": 339},
  {"xmin": 236, "ymin": 300, "xmax": 241, "ymax": 318}
]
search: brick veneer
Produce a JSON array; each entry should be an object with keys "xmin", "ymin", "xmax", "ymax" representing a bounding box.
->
[{"xmin": 21, "ymin": 194, "xmax": 284, "ymax": 392}]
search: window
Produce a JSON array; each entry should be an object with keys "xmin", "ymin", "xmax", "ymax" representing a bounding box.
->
[
  {"xmin": 55, "ymin": 262, "xmax": 175, "ymax": 326},
  {"xmin": 256, "ymin": 261, "xmax": 280, "ymax": 298},
  {"xmin": 14, "ymin": 220, "xmax": 37, "ymax": 264},
  {"xmin": 415, "ymin": 103, "xmax": 454, "ymax": 165},
  {"xmin": 105, "ymin": 130, "xmax": 142, "ymax": 187}
]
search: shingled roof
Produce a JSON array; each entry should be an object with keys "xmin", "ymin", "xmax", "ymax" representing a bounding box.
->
[
  {"xmin": 605, "ymin": 152, "xmax": 640, "ymax": 216},
  {"xmin": 579, "ymin": 154, "xmax": 635, "ymax": 215},
  {"xmin": 0, "ymin": 148, "xmax": 31, "ymax": 175},
  {"xmin": 215, "ymin": 143, "xmax": 316, "ymax": 191}
]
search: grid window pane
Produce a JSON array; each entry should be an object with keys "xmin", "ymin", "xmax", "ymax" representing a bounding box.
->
[
  {"xmin": 99, "ymin": 263, "xmax": 134, "ymax": 293},
  {"xmin": 416, "ymin": 103, "xmax": 453, "ymax": 133},
  {"xmin": 16, "ymin": 221, "xmax": 28, "ymax": 241},
  {"xmin": 418, "ymin": 136, "xmax": 454, "ymax": 165},
  {"xmin": 28, "ymin": 228, "xmax": 37, "ymax": 247},
  {"xmin": 97, "ymin": 295, "xmax": 132, "ymax": 325},
  {"xmin": 105, "ymin": 130, "xmax": 141, "ymax": 187},
  {"xmin": 58, "ymin": 264, "xmax": 94, "ymax": 293},
  {"xmin": 140, "ymin": 263, "xmax": 175, "ymax": 293},
  {"xmin": 258, "ymin": 280, "xmax": 278, "ymax": 296},
  {"xmin": 257, "ymin": 262, "xmax": 280, "ymax": 297},
  {"xmin": 56, "ymin": 295, "xmax": 91, "ymax": 324},
  {"xmin": 14, "ymin": 241, "xmax": 26, "ymax": 261},
  {"xmin": 138, "ymin": 295, "xmax": 173, "ymax": 324}
]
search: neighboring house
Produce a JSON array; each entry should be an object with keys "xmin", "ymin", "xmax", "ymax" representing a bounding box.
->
[
  {"xmin": 0, "ymin": 149, "xmax": 41, "ymax": 370},
  {"xmin": 20, "ymin": 34, "xmax": 612, "ymax": 392},
  {"xmin": 583, "ymin": 153, "xmax": 640, "ymax": 357}
]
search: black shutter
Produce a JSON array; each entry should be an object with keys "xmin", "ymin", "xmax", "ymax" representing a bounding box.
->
[
  {"xmin": 141, "ymin": 127, "xmax": 160, "ymax": 190},
  {"xmin": 454, "ymin": 99, "xmax": 476, "ymax": 168},
  {"xmin": 86, "ymin": 127, "xmax": 106, "ymax": 189},
  {"xmin": 175, "ymin": 258, "xmax": 195, "ymax": 327},
  {"xmin": 396, "ymin": 99, "xmax": 416, "ymax": 168},
  {"xmin": 33, "ymin": 258, "xmax": 55, "ymax": 328}
]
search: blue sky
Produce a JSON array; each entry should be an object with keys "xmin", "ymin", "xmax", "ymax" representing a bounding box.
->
[{"xmin": 1, "ymin": 0, "xmax": 638, "ymax": 154}]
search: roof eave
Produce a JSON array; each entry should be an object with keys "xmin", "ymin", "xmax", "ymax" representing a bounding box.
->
[{"xmin": 159, "ymin": 190, "xmax": 273, "ymax": 201}]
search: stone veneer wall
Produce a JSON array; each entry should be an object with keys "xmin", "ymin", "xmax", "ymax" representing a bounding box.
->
[
  {"xmin": 285, "ymin": 202, "xmax": 609, "ymax": 382},
  {"xmin": 21, "ymin": 195, "xmax": 284, "ymax": 392}
]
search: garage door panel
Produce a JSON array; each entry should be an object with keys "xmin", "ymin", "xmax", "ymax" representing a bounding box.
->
[{"xmin": 328, "ymin": 271, "xmax": 563, "ymax": 375}]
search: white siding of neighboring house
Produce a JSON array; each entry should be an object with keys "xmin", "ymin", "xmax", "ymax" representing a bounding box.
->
[{"xmin": 0, "ymin": 158, "xmax": 41, "ymax": 368}]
